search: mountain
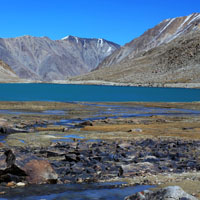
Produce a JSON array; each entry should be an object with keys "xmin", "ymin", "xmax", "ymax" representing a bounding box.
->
[
  {"xmin": 71, "ymin": 13, "xmax": 200, "ymax": 87},
  {"xmin": 0, "ymin": 60, "xmax": 20, "ymax": 82},
  {"xmin": 98, "ymin": 13, "xmax": 200, "ymax": 69},
  {"xmin": 0, "ymin": 36, "xmax": 119, "ymax": 81}
]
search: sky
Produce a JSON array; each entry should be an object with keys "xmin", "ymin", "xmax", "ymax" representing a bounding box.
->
[{"xmin": 1, "ymin": 0, "xmax": 200, "ymax": 45}]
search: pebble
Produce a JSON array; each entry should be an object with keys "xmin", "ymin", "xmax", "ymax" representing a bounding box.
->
[
  {"xmin": 16, "ymin": 182, "xmax": 26, "ymax": 187},
  {"xmin": 6, "ymin": 182, "xmax": 16, "ymax": 187}
]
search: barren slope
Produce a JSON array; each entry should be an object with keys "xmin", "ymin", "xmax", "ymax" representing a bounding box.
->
[
  {"xmin": 98, "ymin": 13, "xmax": 200, "ymax": 69},
  {"xmin": 71, "ymin": 13, "xmax": 200, "ymax": 87},
  {"xmin": 0, "ymin": 36, "xmax": 119, "ymax": 81},
  {"xmin": 0, "ymin": 60, "xmax": 20, "ymax": 82},
  {"xmin": 71, "ymin": 31, "xmax": 200, "ymax": 87}
]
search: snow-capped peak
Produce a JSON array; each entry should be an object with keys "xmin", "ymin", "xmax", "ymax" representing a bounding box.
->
[
  {"xmin": 97, "ymin": 38, "xmax": 104, "ymax": 47},
  {"xmin": 61, "ymin": 35, "xmax": 70, "ymax": 40},
  {"xmin": 61, "ymin": 35, "xmax": 79, "ymax": 43}
]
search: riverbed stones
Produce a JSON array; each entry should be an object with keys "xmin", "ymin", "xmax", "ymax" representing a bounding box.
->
[
  {"xmin": 124, "ymin": 186, "xmax": 198, "ymax": 200},
  {"xmin": 0, "ymin": 138, "xmax": 200, "ymax": 186}
]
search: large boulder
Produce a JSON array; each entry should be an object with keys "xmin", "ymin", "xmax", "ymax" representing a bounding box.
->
[
  {"xmin": 23, "ymin": 159, "xmax": 58, "ymax": 184},
  {"xmin": 124, "ymin": 186, "xmax": 198, "ymax": 200},
  {"xmin": 0, "ymin": 149, "xmax": 58, "ymax": 184}
]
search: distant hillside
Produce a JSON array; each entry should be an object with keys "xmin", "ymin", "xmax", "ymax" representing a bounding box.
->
[
  {"xmin": 0, "ymin": 36, "xmax": 119, "ymax": 81},
  {"xmin": 71, "ymin": 13, "xmax": 200, "ymax": 87},
  {"xmin": 0, "ymin": 60, "xmax": 20, "ymax": 82}
]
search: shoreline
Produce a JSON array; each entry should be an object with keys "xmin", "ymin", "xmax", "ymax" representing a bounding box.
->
[
  {"xmin": 53, "ymin": 80, "xmax": 200, "ymax": 89},
  {"xmin": 1, "ymin": 79, "xmax": 200, "ymax": 89}
]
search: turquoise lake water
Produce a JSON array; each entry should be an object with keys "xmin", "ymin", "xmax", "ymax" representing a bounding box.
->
[{"xmin": 0, "ymin": 83, "xmax": 199, "ymax": 102}]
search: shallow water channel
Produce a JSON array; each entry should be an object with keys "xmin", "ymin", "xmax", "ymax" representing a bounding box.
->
[{"xmin": 0, "ymin": 182, "xmax": 154, "ymax": 200}]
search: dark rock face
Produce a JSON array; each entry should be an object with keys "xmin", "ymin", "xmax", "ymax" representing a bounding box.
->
[
  {"xmin": 0, "ymin": 36, "xmax": 119, "ymax": 81},
  {"xmin": 124, "ymin": 186, "xmax": 198, "ymax": 200}
]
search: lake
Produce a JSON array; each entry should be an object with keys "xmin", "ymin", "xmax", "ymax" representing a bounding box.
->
[{"xmin": 0, "ymin": 83, "xmax": 199, "ymax": 102}]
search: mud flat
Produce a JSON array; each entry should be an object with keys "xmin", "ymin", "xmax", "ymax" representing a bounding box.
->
[{"xmin": 0, "ymin": 101, "xmax": 200, "ymax": 199}]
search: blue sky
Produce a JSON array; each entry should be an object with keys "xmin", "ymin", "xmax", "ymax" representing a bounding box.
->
[{"xmin": 1, "ymin": 0, "xmax": 200, "ymax": 45}]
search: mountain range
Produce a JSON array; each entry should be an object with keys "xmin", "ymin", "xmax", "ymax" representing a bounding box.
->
[
  {"xmin": 0, "ymin": 36, "xmax": 119, "ymax": 81},
  {"xmin": 0, "ymin": 13, "xmax": 200, "ymax": 87},
  {"xmin": 71, "ymin": 13, "xmax": 200, "ymax": 87}
]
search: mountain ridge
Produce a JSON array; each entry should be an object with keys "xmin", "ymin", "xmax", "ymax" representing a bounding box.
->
[
  {"xmin": 71, "ymin": 13, "xmax": 200, "ymax": 88},
  {"xmin": 0, "ymin": 35, "xmax": 120, "ymax": 81},
  {"xmin": 0, "ymin": 13, "xmax": 200, "ymax": 87},
  {"xmin": 97, "ymin": 13, "xmax": 200, "ymax": 69}
]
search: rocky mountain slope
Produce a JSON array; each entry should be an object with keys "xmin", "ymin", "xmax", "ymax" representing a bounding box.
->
[
  {"xmin": 98, "ymin": 13, "xmax": 200, "ymax": 69},
  {"xmin": 0, "ymin": 60, "xmax": 20, "ymax": 82},
  {"xmin": 0, "ymin": 36, "xmax": 119, "ymax": 81},
  {"xmin": 71, "ymin": 13, "xmax": 200, "ymax": 87}
]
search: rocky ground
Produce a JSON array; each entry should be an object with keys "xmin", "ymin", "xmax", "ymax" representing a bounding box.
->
[{"xmin": 0, "ymin": 101, "xmax": 200, "ymax": 199}]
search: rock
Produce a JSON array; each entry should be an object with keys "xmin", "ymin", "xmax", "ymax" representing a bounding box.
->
[
  {"xmin": 0, "ymin": 143, "xmax": 4, "ymax": 147},
  {"xmin": 5, "ymin": 149, "xmax": 16, "ymax": 167},
  {"xmin": 23, "ymin": 159, "xmax": 58, "ymax": 184},
  {"xmin": 124, "ymin": 191, "xmax": 148, "ymax": 200},
  {"xmin": 78, "ymin": 121, "xmax": 93, "ymax": 127},
  {"xmin": 0, "ymin": 126, "xmax": 28, "ymax": 134},
  {"xmin": 16, "ymin": 182, "xmax": 26, "ymax": 187},
  {"xmin": 128, "ymin": 128, "xmax": 142, "ymax": 133},
  {"xmin": 0, "ymin": 191, "xmax": 6, "ymax": 195},
  {"xmin": 64, "ymin": 153, "xmax": 80, "ymax": 162},
  {"xmin": 118, "ymin": 142, "xmax": 132, "ymax": 149},
  {"xmin": 0, "ymin": 149, "xmax": 58, "ymax": 185},
  {"xmin": 0, "ymin": 151, "xmax": 8, "ymax": 171},
  {"xmin": 156, "ymin": 119, "xmax": 166, "ymax": 123},
  {"xmin": 63, "ymin": 127, "xmax": 69, "ymax": 132},
  {"xmin": 6, "ymin": 181, "xmax": 16, "ymax": 187},
  {"xmin": 124, "ymin": 186, "xmax": 198, "ymax": 200},
  {"xmin": 121, "ymin": 162, "xmax": 156, "ymax": 177}
]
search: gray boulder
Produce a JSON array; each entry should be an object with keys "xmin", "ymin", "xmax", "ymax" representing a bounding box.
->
[{"xmin": 124, "ymin": 186, "xmax": 198, "ymax": 200}]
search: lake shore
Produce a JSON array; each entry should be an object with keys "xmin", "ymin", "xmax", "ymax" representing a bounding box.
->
[
  {"xmin": 0, "ymin": 101, "xmax": 200, "ymax": 199},
  {"xmin": 52, "ymin": 80, "xmax": 200, "ymax": 89},
  {"xmin": 1, "ymin": 79, "xmax": 200, "ymax": 89}
]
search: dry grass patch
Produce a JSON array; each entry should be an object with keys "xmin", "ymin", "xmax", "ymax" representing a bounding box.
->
[
  {"xmin": 0, "ymin": 101, "xmax": 83, "ymax": 111},
  {"xmin": 82, "ymin": 120, "xmax": 200, "ymax": 140},
  {"xmin": 35, "ymin": 126, "xmax": 65, "ymax": 132}
]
